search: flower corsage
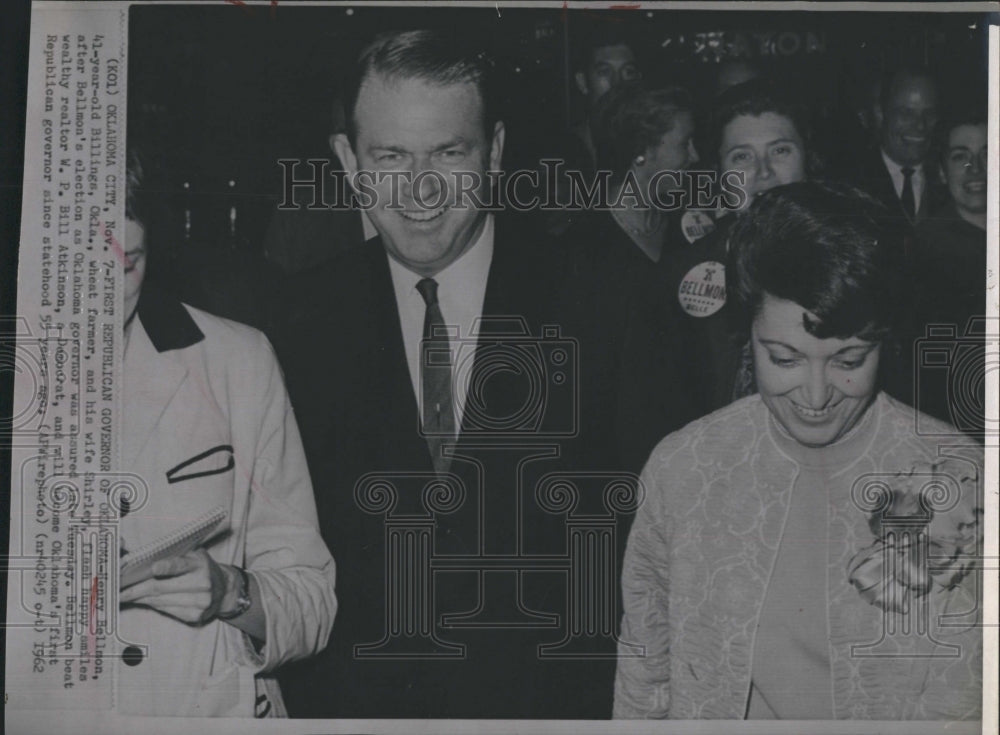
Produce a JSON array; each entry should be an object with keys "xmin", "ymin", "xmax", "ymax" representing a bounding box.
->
[{"xmin": 847, "ymin": 459, "xmax": 982, "ymax": 613}]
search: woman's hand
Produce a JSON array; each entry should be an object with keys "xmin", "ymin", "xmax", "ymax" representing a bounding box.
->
[{"xmin": 120, "ymin": 548, "xmax": 237, "ymax": 625}]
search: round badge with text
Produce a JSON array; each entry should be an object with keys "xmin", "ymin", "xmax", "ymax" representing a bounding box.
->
[
  {"xmin": 680, "ymin": 210, "xmax": 717, "ymax": 244},
  {"xmin": 677, "ymin": 260, "xmax": 726, "ymax": 317}
]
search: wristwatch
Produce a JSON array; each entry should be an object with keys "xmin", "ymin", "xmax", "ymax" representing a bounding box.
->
[{"xmin": 217, "ymin": 567, "xmax": 252, "ymax": 620}]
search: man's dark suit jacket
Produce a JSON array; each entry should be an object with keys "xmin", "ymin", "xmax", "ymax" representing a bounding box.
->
[
  {"xmin": 269, "ymin": 214, "xmax": 696, "ymax": 719},
  {"xmin": 847, "ymin": 146, "xmax": 948, "ymax": 228},
  {"xmin": 842, "ymin": 147, "xmax": 952, "ymax": 417}
]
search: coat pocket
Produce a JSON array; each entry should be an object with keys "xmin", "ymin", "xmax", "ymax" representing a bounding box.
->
[
  {"xmin": 190, "ymin": 664, "xmax": 245, "ymax": 717},
  {"xmin": 166, "ymin": 445, "xmax": 235, "ymax": 484}
]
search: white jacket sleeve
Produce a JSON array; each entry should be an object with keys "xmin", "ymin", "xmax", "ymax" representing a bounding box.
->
[
  {"xmin": 236, "ymin": 334, "xmax": 337, "ymax": 672},
  {"xmin": 613, "ymin": 457, "xmax": 673, "ymax": 718}
]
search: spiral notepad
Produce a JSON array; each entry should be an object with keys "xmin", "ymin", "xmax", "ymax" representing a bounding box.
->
[{"xmin": 119, "ymin": 506, "xmax": 228, "ymax": 588}]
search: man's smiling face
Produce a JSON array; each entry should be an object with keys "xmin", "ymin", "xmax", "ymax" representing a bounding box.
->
[
  {"xmin": 880, "ymin": 73, "xmax": 939, "ymax": 167},
  {"xmin": 335, "ymin": 74, "xmax": 504, "ymax": 277}
]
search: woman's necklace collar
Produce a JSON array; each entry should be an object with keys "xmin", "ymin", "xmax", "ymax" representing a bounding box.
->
[{"xmin": 611, "ymin": 206, "xmax": 664, "ymax": 238}]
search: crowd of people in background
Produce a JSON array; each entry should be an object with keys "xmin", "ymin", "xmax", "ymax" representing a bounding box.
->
[
  {"xmin": 254, "ymin": 25, "xmax": 988, "ymax": 438},
  {"xmin": 123, "ymin": 23, "xmax": 987, "ymax": 721}
]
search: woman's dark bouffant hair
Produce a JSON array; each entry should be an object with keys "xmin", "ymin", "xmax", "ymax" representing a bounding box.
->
[
  {"xmin": 728, "ymin": 180, "xmax": 906, "ymax": 342},
  {"xmin": 592, "ymin": 81, "xmax": 693, "ymax": 184},
  {"xmin": 935, "ymin": 95, "xmax": 987, "ymax": 169}
]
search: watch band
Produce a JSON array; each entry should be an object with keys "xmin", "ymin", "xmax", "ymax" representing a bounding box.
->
[{"xmin": 217, "ymin": 566, "xmax": 252, "ymax": 620}]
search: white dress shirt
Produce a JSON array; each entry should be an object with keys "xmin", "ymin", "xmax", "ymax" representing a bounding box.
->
[
  {"xmin": 880, "ymin": 149, "xmax": 925, "ymax": 215},
  {"xmin": 387, "ymin": 215, "xmax": 494, "ymax": 432}
]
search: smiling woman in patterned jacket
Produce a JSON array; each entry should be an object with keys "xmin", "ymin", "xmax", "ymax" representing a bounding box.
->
[{"xmin": 614, "ymin": 181, "xmax": 982, "ymax": 721}]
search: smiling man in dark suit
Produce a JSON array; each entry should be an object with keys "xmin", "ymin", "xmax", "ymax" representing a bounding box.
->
[
  {"xmin": 270, "ymin": 29, "xmax": 694, "ymax": 720},
  {"xmin": 850, "ymin": 66, "xmax": 947, "ymax": 227}
]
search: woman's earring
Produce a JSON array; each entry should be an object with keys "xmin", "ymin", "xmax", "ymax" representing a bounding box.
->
[{"xmin": 635, "ymin": 155, "xmax": 646, "ymax": 166}]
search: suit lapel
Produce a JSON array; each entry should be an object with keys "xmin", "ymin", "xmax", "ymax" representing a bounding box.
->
[
  {"xmin": 869, "ymin": 149, "xmax": 943, "ymax": 225},
  {"xmin": 456, "ymin": 220, "xmax": 554, "ymax": 441},
  {"xmin": 868, "ymin": 152, "xmax": 906, "ymax": 218},
  {"xmin": 364, "ymin": 240, "xmax": 435, "ymax": 469},
  {"xmin": 459, "ymin": 220, "xmax": 514, "ymax": 439}
]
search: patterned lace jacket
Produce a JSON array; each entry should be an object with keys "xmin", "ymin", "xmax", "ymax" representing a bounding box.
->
[{"xmin": 614, "ymin": 393, "xmax": 982, "ymax": 720}]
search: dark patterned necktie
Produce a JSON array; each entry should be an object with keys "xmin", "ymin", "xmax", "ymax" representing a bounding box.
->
[
  {"xmin": 900, "ymin": 167, "xmax": 916, "ymax": 222},
  {"xmin": 416, "ymin": 278, "xmax": 456, "ymax": 474}
]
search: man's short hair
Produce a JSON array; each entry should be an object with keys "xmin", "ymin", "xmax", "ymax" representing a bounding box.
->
[
  {"xmin": 592, "ymin": 82, "xmax": 693, "ymax": 183},
  {"xmin": 343, "ymin": 29, "xmax": 497, "ymax": 145},
  {"xmin": 728, "ymin": 180, "xmax": 905, "ymax": 342},
  {"xmin": 571, "ymin": 22, "xmax": 637, "ymax": 74}
]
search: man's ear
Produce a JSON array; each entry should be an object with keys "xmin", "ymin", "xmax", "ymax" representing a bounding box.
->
[
  {"xmin": 489, "ymin": 120, "xmax": 506, "ymax": 172},
  {"xmin": 574, "ymin": 71, "xmax": 588, "ymax": 97},
  {"xmin": 332, "ymin": 133, "xmax": 359, "ymax": 189},
  {"xmin": 872, "ymin": 104, "xmax": 884, "ymax": 131}
]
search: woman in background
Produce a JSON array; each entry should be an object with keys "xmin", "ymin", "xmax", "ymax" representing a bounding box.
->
[
  {"xmin": 909, "ymin": 105, "xmax": 989, "ymax": 437},
  {"xmin": 662, "ymin": 78, "xmax": 819, "ymax": 413},
  {"xmin": 584, "ymin": 81, "xmax": 700, "ymax": 269},
  {"xmin": 555, "ymin": 81, "xmax": 705, "ymax": 474}
]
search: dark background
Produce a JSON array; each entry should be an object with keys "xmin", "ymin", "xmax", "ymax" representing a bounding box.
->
[{"xmin": 127, "ymin": 4, "xmax": 990, "ymax": 256}]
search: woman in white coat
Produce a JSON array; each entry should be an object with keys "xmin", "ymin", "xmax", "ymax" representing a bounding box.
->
[{"xmin": 115, "ymin": 152, "xmax": 337, "ymax": 717}]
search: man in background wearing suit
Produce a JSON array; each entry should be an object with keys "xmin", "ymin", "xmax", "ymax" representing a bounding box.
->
[
  {"xmin": 850, "ymin": 66, "xmax": 947, "ymax": 227},
  {"xmin": 271, "ymin": 29, "xmax": 694, "ymax": 719}
]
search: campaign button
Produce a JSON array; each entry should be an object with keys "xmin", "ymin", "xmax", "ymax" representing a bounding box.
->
[
  {"xmin": 680, "ymin": 210, "xmax": 717, "ymax": 244},
  {"xmin": 677, "ymin": 260, "xmax": 726, "ymax": 318}
]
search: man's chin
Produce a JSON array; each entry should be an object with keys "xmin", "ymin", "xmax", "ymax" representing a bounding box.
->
[
  {"xmin": 382, "ymin": 235, "xmax": 458, "ymax": 276},
  {"xmin": 378, "ymin": 210, "xmax": 487, "ymax": 274},
  {"xmin": 891, "ymin": 143, "xmax": 929, "ymax": 165}
]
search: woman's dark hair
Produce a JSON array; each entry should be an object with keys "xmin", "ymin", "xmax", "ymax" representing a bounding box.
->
[
  {"xmin": 125, "ymin": 148, "xmax": 147, "ymax": 225},
  {"xmin": 708, "ymin": 77, "xmax": 821, "ymax": 176},
  {"xmin": 728, "ymin": 180, "xmax": 906, "ymax": 342},
  {"xmin": 936, "ymin": 96, "xmax": 987, "ymax": 168},
  {"xmin": 592, "ymin": 81, "xmax": 693, "ymax": 184},
  {"xmin": 124, "ymin": 144, "xmax": 173, "ymax": 270}
]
